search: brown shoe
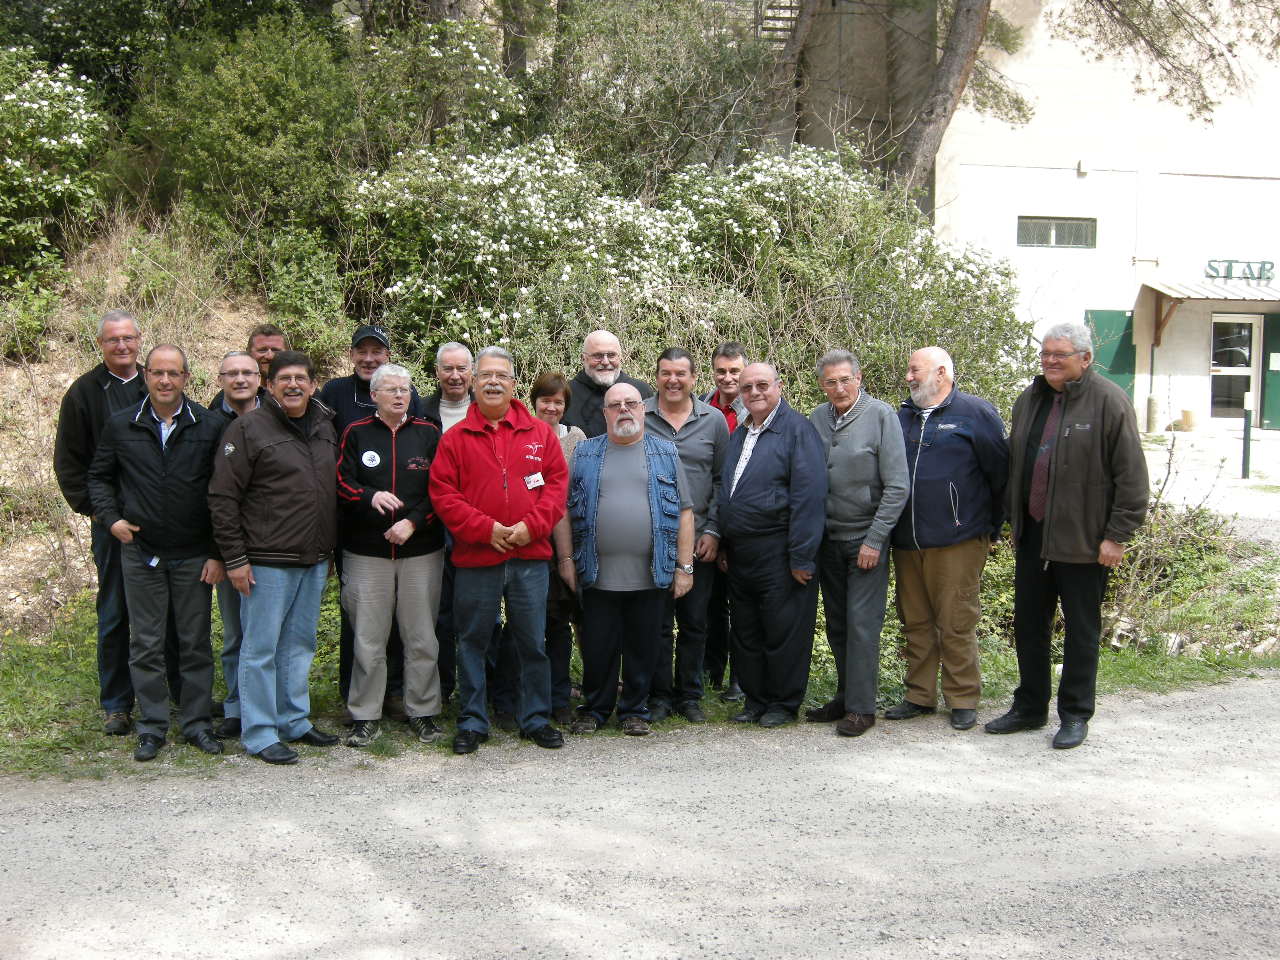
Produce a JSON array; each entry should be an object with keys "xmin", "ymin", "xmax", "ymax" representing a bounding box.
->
[
  {"xmin": 836, "ymin": 712, "xmax": 876, "ymax": 737},
  {"xmin": 383, "ymin": 695, "xmax": 408, "ymax": 722},
  {"xmin": 621, "ymin": 716, "xmax": 651, "ymax": 736},
  {"xmin": 804, "ymin": 699, "xmax": 845, "ymax": 723}
]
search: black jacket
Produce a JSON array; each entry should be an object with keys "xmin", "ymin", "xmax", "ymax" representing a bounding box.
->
[
  {"xmin": 562, "ymin": 370, "xmax": 654, "ymax": 438},
  {"xmin": 87, "ymin": 396, "xmax": 228, "ymax": 561},
  {"xmin": 54, "ymin": 362, "xmax": 146, "ymax": 516},
  {"xmin": 318, "ymin": 374, "xmax": 424, "ymax": 434},
  {"xmin": 336, "ymin": 415, "xmax": 445, "ymax": 559},
  {"xmin": 208, "ymin": 398, "xmax": 338, "ymax": 569}
]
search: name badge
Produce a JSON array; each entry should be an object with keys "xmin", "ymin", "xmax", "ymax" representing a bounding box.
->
[{"xmin": 524, "ymin": 472, "xmax": 545, "ymax": 490}]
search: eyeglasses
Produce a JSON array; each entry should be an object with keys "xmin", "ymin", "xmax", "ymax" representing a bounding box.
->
[
  {"xmin": 219, "ymin": 368, "xmax": 259, "ymax": 379},
  {"xmin": 102, "ymin": 336, "xmax": 139, "ymax": 347},
  {"xmin": 604, "ymin": 399, "xmax": 643, "ymax": 412},
  {"xmin": 587, "ymin": 352, "xmax": 620, "ymax": 363},
  {"xmin": 822, "ymin": 376, "xmax": 857, "ymax": 390},
  {"xmin": 376, "ymin": 386, "xmax": 411, "ymax": 396},
  {"xmin": 476, "ymin": 370, "xmax": 514, "ymax": 383},
  {"xmin": 740, "ymin": 381, "xmax": 776, "ymax": 394},
  {"xmin": 1040, "ymin": 350, "xmax": 1083, "ymax": 362}
]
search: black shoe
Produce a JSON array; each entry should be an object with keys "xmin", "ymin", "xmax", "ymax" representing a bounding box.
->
[
  {"xmin": 677, "ymin": 701, "xmax": 707, "ymax": 724},
  {"xmin": 257, "ymin": 742, "xmax": 299, "ymax": 765},
  {"xmin": 493, "ymin": 711, "xmax": 519, "ymax": 734},
  {"xmin": 452, "ymin": 729, "xmax": 489, "ymax": 755},
  {"xmin": 345, "ymin": 720, "xmax": 382, "ymax": 747},
  {"xmin": 950, "ymin": 708, "xmax": 978, "ymax": 731},
  {"xmin": 521, "ymin": 725, "xmax": 565, "ymax": 749},
  {"xmin": 213, "ymin": 716, "xmax": 241, "ymax": 740},
  {"xmin": 383, "ymin": 695, "xmax": 408, "ymax": 722},
  {"xmin": 211, "ymin": 699, "xmax": 225, "ymax": 719},
  {"xmin": 730, "ymin": 709, "xmax": 761, "ymax": 724},
  {"xmin": 648, "ymin": 700, "xmax": 673, "ymax": 723},
  {"xmin": 1052, "ymin": 718, "xmax": 1089, "ymax": 749},
  {"xmin": 758, "ymin": 709, "xmax": 793, "ymax": 728},
  {"xmin": 407, "ymin": 716, "xmax": 443, "ymax": 743},
  {"xmin": 188, "ymin": 729, "xmax": 223, "ymax": 755},
  {"xmin": 290, "ymin": 726, "xmax": 339, "ymax": 747},
  {"xmin": 884, "ymin": 700, "xmax": 936, "ymax": 720},
  {"xmin": 984, "ymin": 709, "xmax": 1048, "ymax": 734},
  {"xmin": 804, "ymin": 698, "xmax": 845, "ymax": 723},
  {"xmin": 104, "ymin": 711, "xmax": 132, "ymax": 736},
  {"xmin": 134, "ymin": 734, "xmax": 163, "ymax": 761},
  {"xmin": 719, "ymin": 683, "xmax": 745, "ymax": 703}
]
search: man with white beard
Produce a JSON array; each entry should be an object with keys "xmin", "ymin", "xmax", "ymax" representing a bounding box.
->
[
  {"xmin": 562, "ymin": 330, "xmax": 655, "ymax": 438},
  {"xmin": 567, "ymin": 382, "xmax": 695, "ymax": 737}
]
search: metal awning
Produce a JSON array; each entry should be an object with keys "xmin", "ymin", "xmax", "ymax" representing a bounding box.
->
[{"xmin": 1142, "ymin": 279, "xmax": 1280, "ymax": 346}]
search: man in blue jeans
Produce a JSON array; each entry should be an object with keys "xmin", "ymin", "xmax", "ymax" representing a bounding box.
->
[
  {"xmin": 429, "ymin": 346, "xmax": 569, "ymax": 755},
  {"xmin": 208, "ymin": 350, "xmax": 341, "ymax": 765}
]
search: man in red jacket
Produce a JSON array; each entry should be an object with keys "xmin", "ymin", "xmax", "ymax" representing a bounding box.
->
[{"xmin": 429, "ymin": 346, "xmax": 569, "ymax": 755}]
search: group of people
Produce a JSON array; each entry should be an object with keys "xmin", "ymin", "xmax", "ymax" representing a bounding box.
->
[{"xmin": 55, "ymin": 311, "xmax": 1148, "ymax": 764}]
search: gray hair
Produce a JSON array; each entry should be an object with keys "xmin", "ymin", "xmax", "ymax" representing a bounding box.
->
[
  {"xmin": 816, "ymin": 349, "xmax": 860, "ymax": 380},
  {"xmin": 1042, "ymin": 322, "xmax": 1093, "ymax": 355},
  {"xmin": 97, "ymin": 309, "xmax": 139, "ymax": 338},
  {"xmin": 435, "ymin": 341, "xmax": 472, "ymax": 367},
  {"xmin": 476, "ymin": 345, "xmax": 515, "ymax": 375},
  {"xmin": 370, "ymin": 363, "xmax": 412, "ymax": 392}
]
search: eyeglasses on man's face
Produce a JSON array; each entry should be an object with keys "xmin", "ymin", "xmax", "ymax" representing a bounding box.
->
[
  {"xmin": 1040, "ymin": 350, "xmax": 1083, "ymax": 362},
  {"xmin": 475, "ymin": 370, "xmax": 514, "ymax": 383},
  {"xmin": 604, "ymin": 399, "xmax": 643, "ymax": 412}
]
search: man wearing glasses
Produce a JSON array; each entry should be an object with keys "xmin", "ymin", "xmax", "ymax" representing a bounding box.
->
[
  {"xmin": 55, "ymin": 310, "xmax": 152, "ymax": 736},
  {"xmin": 717, "ymin": 362, "xmax": 826, "ymax": 728},
  {"xmin": 429, "ymin": 347, "xmax": 568, "ymax": 755},
  {"xmin": 563, "ymin": 329, "xmax": 655, "ymax": 438},
  {"xmin": 987, "ymin": 322, "xmax": 1148, "ymax": 749}
]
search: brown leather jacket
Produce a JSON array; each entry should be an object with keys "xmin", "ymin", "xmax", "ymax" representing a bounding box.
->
[
  {"xmin": 1008, "ymin": 366, "xmax": 1149, "ymax": 563},
  {"xmin": 208, "ymin": 398, "xmax": 338, "ymax": 570}
]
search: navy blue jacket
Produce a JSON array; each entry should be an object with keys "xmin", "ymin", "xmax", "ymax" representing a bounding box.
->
[
  {"xmin": 318, "ymin": 374, "xmax": 425, "ymax": 434},
  {"xmin": 891, "ymin": 388, "xmax": 1009, "ymax": 551},
  {"xmin": 718, "ymin": 398, "xmax": 827, "ymax": 573}
]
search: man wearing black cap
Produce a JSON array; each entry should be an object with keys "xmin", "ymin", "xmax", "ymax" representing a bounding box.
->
[{"xmin": 319, "ymin": 324, "xmax": 424, "ymax": 716}]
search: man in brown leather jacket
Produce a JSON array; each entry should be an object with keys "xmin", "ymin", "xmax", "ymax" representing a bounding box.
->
[{"xmin": 986, "ymin": 322, "xmax": 1148, "ymax": 749}]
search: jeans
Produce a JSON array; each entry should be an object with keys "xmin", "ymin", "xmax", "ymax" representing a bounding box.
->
[
  {"xmin": 452, "ymin": 559, "xmax": 551, "ymax": 735},
  {"xmin": 579, "ymin": 587, "xmax": 665, "ymax": 724},
  {"xmin": 120, "ymin": 546, "xmax": 214, "ymax": 740},
  {"xmin": 818, "ymin": 536, "xmax": 891, "ymax": 716},
  {"xmin": 215, "ymin": 579, "xmax": 243, "ymax": 719},
  {"xmin": 652, "ymin": 559, "xmax": 715, "ymax": 707},
  {"xmin": 237, "ymin": 561, "xmax": 328, "ymax": 755},
  {"xmin": 1013, "ymin": 516, "xmax": 1110, "ymax": 722}
]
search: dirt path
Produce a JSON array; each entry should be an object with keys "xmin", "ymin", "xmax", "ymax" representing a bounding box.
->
[{"xmin": 2, "ymin": 675, "xmax": 1278, "ymax": 959}]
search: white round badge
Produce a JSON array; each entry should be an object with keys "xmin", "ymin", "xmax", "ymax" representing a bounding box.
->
[{"xmin": 361, "ymin": 451, "xmax": 381, "ymax": 468}]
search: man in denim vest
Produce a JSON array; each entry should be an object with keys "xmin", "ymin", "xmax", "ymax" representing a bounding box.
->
[{"xmin": 568, "ymin": 382, "xmax": 696, "ymax": 737}]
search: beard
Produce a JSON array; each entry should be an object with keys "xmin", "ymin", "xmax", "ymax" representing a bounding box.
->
[
  {"xmin": 908, "ymin": 381, "xmax": 937, "ymax": 407},
  {"xmin": 586, "ymin": 367, "xmax": 620, "ymax": 388},
  {"xmin": 613, "ymin": 418, "xmax": 640, "ymax": 438}
]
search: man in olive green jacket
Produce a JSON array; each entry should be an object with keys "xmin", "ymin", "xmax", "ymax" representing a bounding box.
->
[{"xmin": 987, "ymin": 322, "xmax": 1148, "ymax": 750}]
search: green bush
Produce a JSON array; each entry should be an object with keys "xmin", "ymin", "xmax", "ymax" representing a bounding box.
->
[
  {"xmin": 0, "ymin": 47, "xmax": 108, "ymax": 286},
  {"xmin": 129, "ymin": 13, "xmax": 355, "ymax": 228},
  {"xmin": 0, "ymin": 281, "xmax": 60, "ymax": 361}
]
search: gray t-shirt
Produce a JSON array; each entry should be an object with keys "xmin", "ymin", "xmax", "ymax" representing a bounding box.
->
[{"xmin": 593, "ymin": 440, "xmax": 692, "ymax": 591}]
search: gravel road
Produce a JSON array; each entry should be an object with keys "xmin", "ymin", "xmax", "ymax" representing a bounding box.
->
[{"xmin": 2, "ymin": 675, "xmax": 1278, "ymax": 960}]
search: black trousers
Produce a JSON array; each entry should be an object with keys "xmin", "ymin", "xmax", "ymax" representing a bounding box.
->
[
  {"xmin": 579, "ymin": 587, "xmax": 665, "ymax": 723},
  {"xmin": 703, "ymin": 564, "xmax": 736, "ymax": 688},
  {"xmin": 727, "ymin": 533, "xmax": 818, "ymax": 717},
  {"xmin": 545, "ymin": 568, "xmax": 578, "ymax": 712},
  {"xmin": 1012, "ymin": 515, "xmax": 1110, "ymax": 722},
  {"xmin": 651, "ymin": 559, "xmax": 716, "ymax": 707}
]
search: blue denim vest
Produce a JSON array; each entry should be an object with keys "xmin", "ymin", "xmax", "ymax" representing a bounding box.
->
[{"xmin": 569, "ymin": 433, "xmax": 682, "ymax": 589}]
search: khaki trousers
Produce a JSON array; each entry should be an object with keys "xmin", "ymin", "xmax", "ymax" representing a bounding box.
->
[
  {"xmin": 892, "ymin": 536, "xmax": 988, "ymax": 709},
  {"xmin": 342, "ymin": 549, "xmax": 445, "ymax": 720}
]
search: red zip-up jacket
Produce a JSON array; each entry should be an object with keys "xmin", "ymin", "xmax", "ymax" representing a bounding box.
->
[{"xmin": 429, "ymin": 398, "xmax": 568, "ymax": 568}]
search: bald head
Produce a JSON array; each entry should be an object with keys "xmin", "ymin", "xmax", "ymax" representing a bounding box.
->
[
  {"xmin": 906, "ymin": 346, "xmax": 954, "ymax": 408},
  {"xmin": 603, "ymin": 382, "xmax": 644, "ymax": 443},
  {"xmin": 582, "ymin": 329, "xmax": 623, "ymax": 387},
  {"xmin": 739, "ymin": 362, "xmax": 782, "ymax": 426}
]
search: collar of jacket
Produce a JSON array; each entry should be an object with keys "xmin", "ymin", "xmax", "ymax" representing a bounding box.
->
[
  {"xmin": 457, "ymin": 396, "xmax": 538, "ymax": 433},
  {"xmin": 900, "ymin": 385, "xmax": 957, "ymax": 415},
  {"xmin": 826, "ymin": 389, "xmax": 873, "ymax": 429},
  {"xmin": 746, "ymin": 396, "xmax": 793, "ymax": 433},
  {"xmin": 573, "ymin": 368, "xmax": 617, "ymax": 397},
  {"xmin": 1030, "ymin": 364, "xmax": 1097, "ymax": 401},
  {"xmin": 129, "ymin": 394, "xmax": 197, "ymax": 428},
  {"xmin": 95, "ymin": 362, "xmax": 145, "ymax": 387}
]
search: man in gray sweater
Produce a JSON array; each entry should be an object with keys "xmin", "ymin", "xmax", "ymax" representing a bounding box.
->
[{"xmin": 805, "ymin": 350, "xmax": 909, "ymax": 737}]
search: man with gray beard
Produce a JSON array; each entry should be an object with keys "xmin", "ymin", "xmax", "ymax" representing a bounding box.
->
[{"xmin": 563, "ymin": 329, "xmax": 655, "ymax": 438}]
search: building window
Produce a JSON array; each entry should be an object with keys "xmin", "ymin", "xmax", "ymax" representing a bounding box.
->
[{"xmin": 1017, "ymin": 217, "xmax": 1097, "ymax": 248}]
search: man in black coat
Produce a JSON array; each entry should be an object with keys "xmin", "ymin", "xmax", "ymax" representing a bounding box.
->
[
  {"xmin": 54, "ymin": 310, "xmax": 151, "ymax": 735},
  {"xmin": 87, "ymin": 345, "xmax": 227, "ymax": 761},
  {"xmin": 562, "ymin": 330, "xmax": 654, "ymax": 438}
]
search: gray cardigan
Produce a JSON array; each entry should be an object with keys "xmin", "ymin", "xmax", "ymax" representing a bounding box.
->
[{"xmin": 810, "ymin": 392, "xmax": 909, "ymax": 549}]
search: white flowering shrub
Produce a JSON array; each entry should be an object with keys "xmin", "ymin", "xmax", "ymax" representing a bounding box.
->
[
  {"xmin": 0, "ymin": 47, "xmax": 108, "ymax": 286},
  {"xmin": 343, "ymin": 139, "xmax": 1031, "ymax": 409}
]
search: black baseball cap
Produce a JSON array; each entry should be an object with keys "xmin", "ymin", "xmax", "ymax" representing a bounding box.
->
[{"xmin": 351, "ymin": 324, "xmax": 390, "ymax": 349}]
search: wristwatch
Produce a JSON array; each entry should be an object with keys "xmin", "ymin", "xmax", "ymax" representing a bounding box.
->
[{"xmin": 678, "ymin": 562, "xmax": 695, "ymax": 575}]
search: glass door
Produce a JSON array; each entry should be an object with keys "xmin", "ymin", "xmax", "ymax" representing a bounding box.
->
[{"xmin": 1210, "ymin": 315, "xmax": 1261, "ymax": 418}]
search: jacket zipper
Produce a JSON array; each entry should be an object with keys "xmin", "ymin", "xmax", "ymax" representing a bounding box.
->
[
  {"xmin": 389, "ymin": 423, "xmax": 398, "ymax": 561},
  {"xmin": 909, "ymin": 412, "xmax": 925, "ymax": 549}
]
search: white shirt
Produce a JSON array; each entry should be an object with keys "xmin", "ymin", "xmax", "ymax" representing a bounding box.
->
[{"xmin": 730, "ymin": 402, "xmax": 781, "ymax": 497}]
